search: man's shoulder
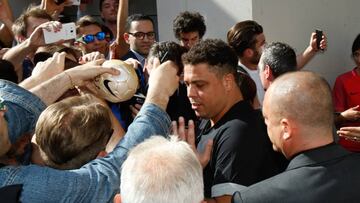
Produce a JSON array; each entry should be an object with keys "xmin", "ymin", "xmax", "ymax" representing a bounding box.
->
[{"xmin": 237, "ymin": 146, "xmax": 360, "ymax": 202}]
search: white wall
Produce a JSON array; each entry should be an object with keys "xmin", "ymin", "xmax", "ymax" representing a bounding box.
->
[
  {"xmin": 253, "ymin": 0, "xmax": 360, "ymax": 86},
  {"xmin": 156, "ymin": 0, "xmax": 252, "ymax": 42},
  {"xmin": 157, "ymin": 0, "xmax": 360, "ymax": 87}
]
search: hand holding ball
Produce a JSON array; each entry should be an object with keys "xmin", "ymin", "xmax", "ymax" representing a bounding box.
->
[{"xmin": 94, "ymin": 60, "xmax": 139, "ymax": 102}]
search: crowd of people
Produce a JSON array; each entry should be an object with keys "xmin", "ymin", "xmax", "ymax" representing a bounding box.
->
[{"xmin": 0, "ymin": 0, "xmax": 360, "ymax": 202}]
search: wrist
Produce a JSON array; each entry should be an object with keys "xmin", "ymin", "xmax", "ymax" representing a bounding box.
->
[
  {"xmin": 62, "ymin": 71, "xmax": 77, "ymax": 90},
  {"xmin": 24, "ymin": 38, "xmax": 38, "ymax": 52},
  {"xmin": 306, "ymin": 45, "xmax": 317, "ymax": 55},
  {"xmin": 145, "ymin": 91, "xmax": 170, "ymax": 111}
]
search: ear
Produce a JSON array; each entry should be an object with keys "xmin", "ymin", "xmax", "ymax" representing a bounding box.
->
[
  {"xmin": 124, "ymin": 33, "xmax": 130, "ymax": 44},
  {"xmin": 113, "ymin": 194, "xmax": 121, "ymax": 203},
  {"xmin": 243, "ymin": 48, "xmax": 254, "ymax": 58},
  {"xmin": 280, "ymin": 118, "xmax": 292, "ymax": 140},
  {"xmin": 222, "ymin": 73, "xmax": 234, "ymax": 91},
  {"xmin": 264, "ymin": 65, "xmax": 273, "ymax": 80}
]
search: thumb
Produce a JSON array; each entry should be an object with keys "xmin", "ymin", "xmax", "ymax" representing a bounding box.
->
[
  {"xmin": 89, "ymin": 58, "xmax": 106, "ymax": 66},
  {"xmin": 353, "ymin": 105, "xmax": 360, "ymax": 110}
]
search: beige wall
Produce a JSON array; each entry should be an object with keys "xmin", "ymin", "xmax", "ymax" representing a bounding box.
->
[
  {"xmin": 156, "ymin": 0, "xmax": 252, "ymax": 42},
  {"xmin": 253, "ymin": 0, "xmax": 360, "ymax": 86},
  {"xmin": 157, "ymin": 0, "xmax": 360, "ymax": 86}
]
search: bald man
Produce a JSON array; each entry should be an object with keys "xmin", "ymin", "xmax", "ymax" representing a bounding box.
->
[{"xmin": 232, "ymin": 71, "xmax": 360, "ymax": 202}]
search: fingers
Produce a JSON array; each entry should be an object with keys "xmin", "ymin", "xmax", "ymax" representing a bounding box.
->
[
  {"xmin": 178, "ymin": 116, "xmax": 186, "ymax": 140},
  {"xmin": 109, "ymin": 41, "xmax": 118, "ymax": 60},
  {"xmin": 171, "ymin": 121, "xmax": 179, "ymax": 136},
  {"xmin": 87, "ymin": 58, "xmax": 106, "ymax": 66},
  {"xmin": 55, "ymin": 52, "xmax": 67, "ymax": 66},
  {"xmin": 339, "ymin": 126, "xmax": 360, "ymax": 132},
  {"xmin": 129, "ymin": 104, "xmax": 141, "ymax": 119},
  {"xmin": 79, "ymin": 52, "xmax": 105, "ymax": 64},
  {"xmin": 320, "ymin": 34, "xmax": 327, "ymax": 50},
  {"xmin": 124, "ymin": 58, "xmax": 140, "ymax": 69},
  {"xmin": 187, "ymin": 119, "xmax": 195, "ymax": 147},
  {"xmin": 98, "ymin": 66, "xmax": 120, "ymax": 75},
  {"xmin": 338, "ymin": 126, "xmax": 360, "ymax": 138},
  {"xmin": 152, "ymin": 57, "xmax": 161, "ymax": 69},
  {"xmin": 40, "ymin": 21, "xmax": 62, "ymax": 32}
]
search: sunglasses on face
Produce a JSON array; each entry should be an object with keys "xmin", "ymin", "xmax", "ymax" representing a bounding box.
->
[
  {"xmin": 79, "ymin": 32, "xmax": 107, "ymax": 44},
  {"xmin": 128, "ymin": 32, "xmax": 156, "ymax": 40}
]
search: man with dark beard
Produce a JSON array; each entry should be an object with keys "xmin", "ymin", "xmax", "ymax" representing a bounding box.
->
[{"xmin": 227, "ymin": 20, "xmax": 327, "ymax": 106}]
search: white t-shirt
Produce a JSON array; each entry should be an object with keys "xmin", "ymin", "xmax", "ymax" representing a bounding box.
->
[{"xmin": 238, "ymin": 62, "xmax": 265, "ymax": 106}]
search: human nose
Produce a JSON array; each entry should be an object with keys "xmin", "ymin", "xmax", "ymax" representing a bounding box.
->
[{"xmin": 187, "ymin": 84, "xmax": 196, "ymax": 98}]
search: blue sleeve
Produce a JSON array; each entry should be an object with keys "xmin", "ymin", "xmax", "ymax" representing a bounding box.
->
[{"xmin": 0, "ymin": 103, "xmax": 171, "ymax": 203}]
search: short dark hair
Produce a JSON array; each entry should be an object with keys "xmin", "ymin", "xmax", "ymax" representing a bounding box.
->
[
  {"xmin": 125, "ymin": 14, "xmax": 154, "ymax": 32},
  {"xmin": 173, "ymin": 11, "xmax": 206, "ymax": 40},
  {"xmin": 352, "ymin": 34, "xmax": 360, "ymax": 55},
  {"xmin": 238, "ymin": 71, "xmax": 257, "ymax": 104},
  {"xmin": 182, "ymin": 39, "xmax": 239, "ymax": 83},
  {"xmin": 261, "ymin": 42, "xmax": 297, "ymax": 78},
  {"xmin": 227, "ymin": 20, "xmax": 263, "ymax": 57},
  {"xmin": 148, "ymin": 41, "xmax": 187, "ymax": 73}
]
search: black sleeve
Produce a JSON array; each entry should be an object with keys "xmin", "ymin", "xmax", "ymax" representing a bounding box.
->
[
  {"xmin": 0, "ymin": 184, "xmax": 23, "ymax": 203},
  {"xmin": 0, "ymin": 59, "xmax": 18, "ymax": 83}
]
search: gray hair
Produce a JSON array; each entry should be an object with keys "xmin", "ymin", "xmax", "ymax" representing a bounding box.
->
[
  {"xmin": 120, "ymin": 136, "xmax": 204, "ymax": 203},
  {"xmin": 259, "ymin": 42, "xmax": 297, "ymax": 78}
]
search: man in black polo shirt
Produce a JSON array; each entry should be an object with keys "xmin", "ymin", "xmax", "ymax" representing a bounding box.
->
[{"xmin": 182, "ymin": 39, "xmax": 287, "ymax": 203}]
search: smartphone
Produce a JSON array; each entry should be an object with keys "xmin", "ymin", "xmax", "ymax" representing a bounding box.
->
[
  {"xmin": 315, "ymin": 29, "xmax": 323, "ymax": 50},
  {"xmin": 43, "ymin": 22, "xmax": 76, "ymax": 44}
]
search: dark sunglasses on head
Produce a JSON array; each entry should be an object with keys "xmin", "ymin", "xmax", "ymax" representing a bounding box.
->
[
  {"xmin": 128, "ymin": 32, "xmax": 156, "ymax": 40},
  {"xmin": 78, "ymin": 32, "xmax": 107, "ymax": 44}
]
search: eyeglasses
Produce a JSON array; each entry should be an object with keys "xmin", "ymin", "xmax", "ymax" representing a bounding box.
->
[
  {"xmin": 79, "ymin": 32, "xmax": 107, "ymax": 44},
  {"xmin": 128, "ymin": 32, "xmax": 156, "ymax": 40}
]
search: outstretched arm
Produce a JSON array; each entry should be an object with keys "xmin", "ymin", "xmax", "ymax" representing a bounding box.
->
[
  {"xmin": 29, "ymin": 59, "xmax": 119, "ymax": 105},
  {"xmin": 3, "ymin": 21, "xmax": 63, "ymax": 81},
  {"xmin": 0, "ymin": 0, "xmax": 14, "ymax": 47},
  {"xmin": 296, "ymin": 31, "xmax": 327, "ymax": 70},
  {"xmin": 109, "ymin": 0, "xmax": 129, "ymax": 59}
]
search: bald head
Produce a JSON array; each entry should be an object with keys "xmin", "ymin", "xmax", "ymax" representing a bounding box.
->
[{"xmin": 265, "ymin": 71, "xmax": 333, "ymax": 130}]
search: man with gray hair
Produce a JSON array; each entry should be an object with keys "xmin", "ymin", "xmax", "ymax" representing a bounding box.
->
[
  {"xmin": 258, "ymin": 42, "xmax": 297, "ymax": 90},
  {"xmin": 115, "ymin": 136, "xmax": 205, "ymax": 203}
]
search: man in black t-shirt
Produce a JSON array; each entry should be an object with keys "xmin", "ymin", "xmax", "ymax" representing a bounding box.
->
[{"xmin": 182, "ymin": 39, "xmax": 287, "ymax": 203}]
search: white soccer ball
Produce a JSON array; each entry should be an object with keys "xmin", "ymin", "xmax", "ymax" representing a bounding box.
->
[{"xmin": 94, "ymin": 59, "xmax": 139, "ymax": 103}]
